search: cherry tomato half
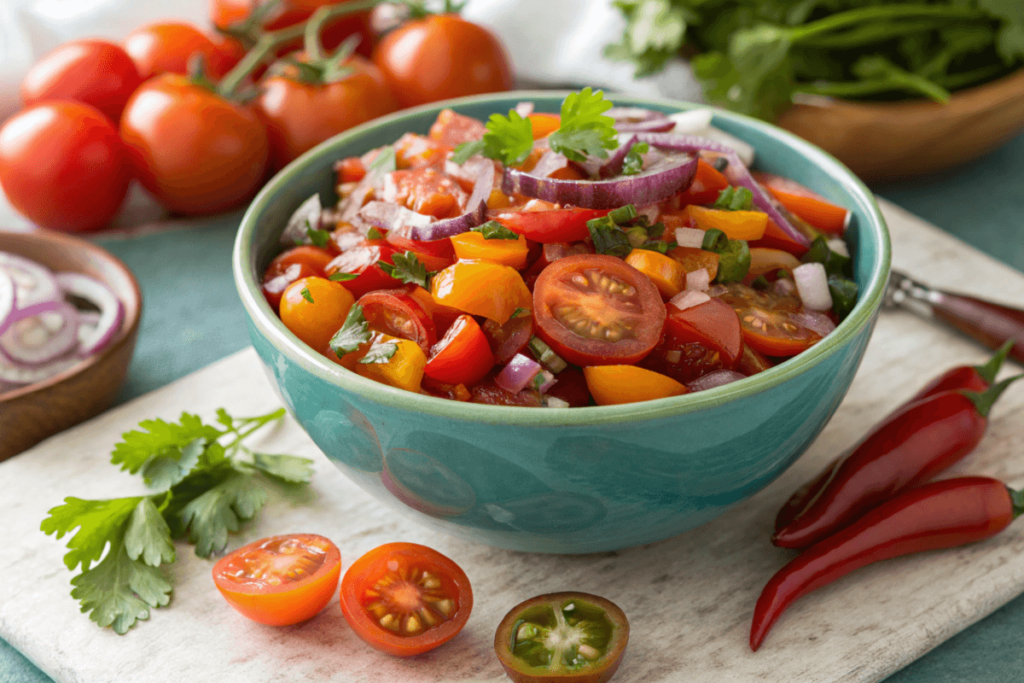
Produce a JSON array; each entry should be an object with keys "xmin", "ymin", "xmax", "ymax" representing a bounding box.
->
[
  {"xmin": 358, "ymin": 288, "xmax": 438, "ymax": 353},
  {"xmin": 325, "ymin": 240, "xmax": 398, "ymax": 298},
  {"xmin": 431, "ymin": 261, "xmax": 532, "ymax": 325},
  {"xmin": 641, "ymin": 297, "xmax": 742, "ymax": 384},
  {"xmin": 493, "ymin": 207, "xmax": 609, "ymax": 243},
  {"xmin": 212, "ymin": 534, "xmax": 341, "ymax": 626},
  {"xmin": 20, "ymin": 40, "xmax": 142, "ymax": 123},
  {"xmin": 280, "ymin": 276, "xmax": 355, "ymax": 350},
  {"xmin": 481, "ymin": 314, "xmax": 533, "ymax": 365},
  {"xmin": 425, "ymin": 314, "xmax": 495, "ymax": 386},
  {"xmin": 386, "ymin": 230, "xmax": 456, "ymax": 272},
  {"xmin": 714, "ymin": 282, "xmax": 822, "ymax": 357},
  {"xmin": 533, "ymin": 255, "xmax": 665, "ymax": 367},
  {"xmin": 123, "ymin": 22, "xmax": 239, "ymax": 81},
  {"xmin": 585, "ymin": 365, "xmax": 687, "ymax": 406},
  {"xmin": 494, "ymin": 592, "xmax": 629, "ymax": 683},
  {"xmin": 340, "ymin": 542, "xmax": 472, "ymax": 657},
  {"xmin": 262, "ymin": 245, "xmax": 335, "ymax": 309}
]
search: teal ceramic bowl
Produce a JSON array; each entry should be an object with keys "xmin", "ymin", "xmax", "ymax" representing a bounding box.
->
[{"xmin": 233, "ymin": 92, "xmax": 890, "ymax": 554}]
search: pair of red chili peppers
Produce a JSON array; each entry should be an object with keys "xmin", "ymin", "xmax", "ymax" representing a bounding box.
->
[{"xmin": 751, "ymin": 341, "xmax": 1023, "ymax": 651}]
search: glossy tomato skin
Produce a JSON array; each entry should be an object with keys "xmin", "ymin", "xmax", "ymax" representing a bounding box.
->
[
  {"xmin": 120, "ymin": 75, "xmax": 270, "ymax": 214},
  {"xmin": 257, "ymin": 56, "xmax": 397, "ymax": 170},
  {"xmin": 481, "ymin": 315, "xmax": 533, "ymax": 365},
  {"xmin": 641, "ymin": 298, "xmax": 743, "ymax": 385},
  {"xmin": 494, "ymin": 207, "xmax": 609, "ymax": 243},
  {"xmin": 533, "ymin": 255, "xmax": 666, "ymax": 367},
  {"xmin": 0, "ymin": 102, "xmax": 130, "ymax": 232},
  {"xmin": 212, "ymin": 534, "xmax": 341, "ymax": 626},
  {"xmin": 425, "ymin": 315, "xmax": 495, "ymax": 386},
  {"xmin": 262, "ymin": 245, "xmax": 334, "ymax": 309},
  {"xmin": 20, "ymin": 40, "xmax": 142, "ymax": 123},
  {"xmin": 325, "ymin": 240, "xmax": 399, "ymax": 298},
  {"xmin": 340, "ymin": 543, "xmax": 473, "ymax": 657},
  {"xmin": 373, "ymin": 14, "xmax": 513, "ymax": 108},
  {"xmin": 280, "ymin": 276, "xmax": 356, "ymax": 350},
  {"xmin": 123, "ymin": 23, "xmax": 239, "ymax": 81},
  {"xmin": 714, "ymin": 283, "xmax": 822, "ymax": 356},
  {"xmin": 211, "ymin": 0, "xmax": 373, "ymax": 57},
  {"xmin": 357, "ymin": 288, "xmax": 438, "ymax": 353}
]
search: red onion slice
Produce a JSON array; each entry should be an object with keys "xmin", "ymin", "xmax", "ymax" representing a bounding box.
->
[
  {"xmin": 687, "ymin": 369, "xmax": 747, "ymax": 392},
  {"xmin": 598, "ymin": 135, "xmax": 638, "ymax": 179},
  {"xmin": 55, "ymin": 273, "xmax": 124, "ymax": 356},
  {"xmin": 0, "ymin": 302, "xmax": 79, "ymax": 366},
  {"xmin": 668, "ymin": 290, "xmax": 710, "ymax": 311},
  {"xmin": 495, "ymin": 353, "xmax": 543, "ymax": 395},
  {"xmin": 502, "ymin": 152, "xmax": 698, "ymax": 210},
  {"xmin": 0, "ymin": 252, "xmax": 61, "ymax": 308},
  {"xmin": 793, "ymin": 262, "xmax": 833, "ymax": 311},
  {"xmin": 0, "ymin": 269, "xmax": 13, "ymax": 337}
]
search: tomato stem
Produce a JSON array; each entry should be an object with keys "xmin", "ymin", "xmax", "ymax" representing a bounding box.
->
[{"xmin": 1011, "ymin": 487, "xmax": 1024, "ymax": 519}]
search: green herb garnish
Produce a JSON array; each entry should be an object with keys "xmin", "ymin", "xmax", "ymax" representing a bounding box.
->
[
  {"xmin": 713, "ymin": 186, "xmax": 754, "ymax": 211},
  {"xmin": 472, "ymin": 220, "xmax": 520, "ymax": 240},
  {"xmin": 329, "ymin": 272, "xmax": 358, "ymax": 282},
  {"xmin": 702, "ymin": 228, "xmax": 750, "ymax": 282},
  {"xmin": 621, "ymin": 141, "xmax": 650, "ymax": 175},
  {"xmin": 380, "ymin": 251, "xmax": 431, "ymax": 289},
  {"xmin": 548, "ymin": 87, "xmax": 620, "ymax": 162},
  {"xmin": 802, "ymin": 235, "xmax": 852, "ymax": 278},
  {"xmin": 511, "ymin": 307, "xmax": 530, "ymax": 319},
  {"xmin": 329, "ymin": 304, "xmax": 372, "ymax": 357},
  {"xmin": 300, "ymin": 286, "xmax": 314, "ymax": 303},
  {"xmin": 452, "ymin": 109, "xmax": 534, "ymax": 166},
  {"xmin": 305, "ymin": 223, "xmax": 330, "ymax": 247},
  {"xmin": 358, "ymin": 340, "xmax": 399, "ymax": 364},
  {"xmin": 366, "ymin": 227, "xmax": 384, "ymax": 240}
]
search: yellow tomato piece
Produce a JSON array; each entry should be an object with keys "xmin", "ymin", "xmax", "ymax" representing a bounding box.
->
[
  {"xmin": 748, "ymin": 248, "xmax": 802, "ymax": 278},
  {"xmin": 279, "ymin": 276, "xmax": 355, "ymax": 351},
  {"xmin": 430, "ymin": 260, "xmax": 532, "ymax": 324},
  {"xmin": 355, "ymin": 334, "xmax": 426, "ymax": 393},
  {"xmin": 486, "ymin": 189, "xmax": 514, "ymax": 210},
  {"xmin": 668, "ymin": 247, "xmax": 719, "ymax": 281},
  {"xmin": 450, "ymin": 231, "xmax": 529, "ymax": 269},
  {"xmin": 687, "ymin": 206, "xmax": 768, "ymax": 241},
  {"xmin": 584, "ymin": 365, "xmax": 688, "ymax": 406},
  {"xmin": 528, "ymin": 113, "xmax": 560, "ymax": 139},
  {"xmin": 625, "ymin": 249, "xmax": 687, "ymax": 300}
]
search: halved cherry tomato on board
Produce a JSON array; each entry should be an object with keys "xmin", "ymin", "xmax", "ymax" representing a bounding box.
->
[
  {"xmin": 585, "ymin": 365, "xmax": 687, "ymax": 405},
  {"xmin": 431, "ymin": 261, "xmax": 532, "ymax": 325},
  {"xmin": 533, "ymin": 255, "xmax": 665, "ymax": 367},
  {"xmin": 714, "ymin": 282, "xmax": 823, "ymax": 357},
  {"xmin": 667, "ymin": 247, "xmax": 719, "ymax": 281},
  {"xmin": 450, "ymin": 231, "xmax": 529, "ymax": 268},
  {"xmin": 640, "ymin": 297, "xmax": 743, "ymax": 384},
  {"xmin": 212, "ymin": 534, "xmax": 340, "ymax": 626},
  {"xmin": 670, "ymin": 158, "xmax": 729, "ymax": 207},
  {"xmin": 481, "ymin": 314, "xmax": 534, "ymax": 364},
  {"xmin": 493, "ymin": 206, "xmax": 609, "ymax": 243},
  {"xmin": 262, "ymin": 245, "xmax": 335, "ymax": 309},
  {"xmin": 280, "ymin": 276, "xmax": 355, "ymax": 351},
  {"xmin": 340, "ymin": 542, "xmax": 472, "ymax": 657},
  {"xmin": 325, "ymin": 240, "xmax": 398, "ymax": 298},
  {"xmin": 358, "ymin": 288, "xmax": 437, "ymax": 353},
  {"xmin": 494, "ymin": 591, "xmax": 629, "ymax": 683},
  {"xmin": 753, "ymin": 171, "xmax": 850, "ymax": 235},
  {"xmin": 624, "ymin": 249, "xmax": 687, "ymax": 300},
  {"xmin": 428, "ymin": 108, "xmax": 486, "ymax": 147},
  {"xmin": 686, "ymin": 205, "xmax": 768, "ymax": 241},
  {"xmin": 425, "ymin": 314, "xmax": 495, "ymax": 386}
]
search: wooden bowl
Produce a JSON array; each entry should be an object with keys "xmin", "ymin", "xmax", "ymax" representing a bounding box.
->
[
  {"xmin": 777, "ymin": 67, "xmax": 1024, "ymax": 182},
  {"xmin": 0, "ymin": 231, "xmax": 141, "ymax": 461}
]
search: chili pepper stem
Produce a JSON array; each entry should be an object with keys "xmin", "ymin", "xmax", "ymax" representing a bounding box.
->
[
  {"xmin": 961, "ymin": 373, "xmax": 1024, "ymax": 418},
  {"xmin": 975, "ymin": 340, "xmax": 1016, "ymax": 385},
  {"xmin": 1010, "ymin": 488, "xmax": 1024, "ymax": 519}
]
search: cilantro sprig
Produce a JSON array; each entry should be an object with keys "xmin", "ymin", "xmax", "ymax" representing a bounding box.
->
[
  {"xmin": 380, "ymin": 251, "xmax": 432, "ymax": 289},
  {"xmin": 713, "ymin": 186, "xmax": 754, "ymax": 211},
  {"xmin": 329, "ymin": 304, "xmax": 372, "ymax": 358},
  {"xmin": 42, "ymin": 408, "xmax": 313, "ymax": 634},
  {"xmin": 451, "ymin": 110, "xmax": 534, "ymax": 166}
]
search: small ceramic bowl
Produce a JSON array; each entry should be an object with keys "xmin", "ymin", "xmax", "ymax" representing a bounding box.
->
[
  {"xmin": 234, "ymin": 92, "xmax": 891, "ymax": 554},
  {"xmin": 0, "ymin": 231, "xmax": 141, "ymax": 461}
]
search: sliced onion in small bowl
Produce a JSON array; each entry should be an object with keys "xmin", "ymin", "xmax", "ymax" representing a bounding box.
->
[
  {"xmin": 0, "ymin": 302, "xmax": 80, "ymax": 366},
  {"xmin": 55, "ymin": 273, "xmax": 124, "ymax": 356}
]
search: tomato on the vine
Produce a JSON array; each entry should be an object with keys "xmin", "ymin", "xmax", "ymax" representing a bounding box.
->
[
  {"xmin": 123, "ymin": 23, "xmax": 241, "ymax": 81},
  {"xmin": 0, "ymin": 102, "xmax": 131, "ymax": 232},
  {"xmin": 340, "ymin": 542, "xmax": 472, "ymax": 657},
  {"xmin": 212, "ymin": 534, "xmax": 341, "ymax": 626},
  {"xmin": 373, "ymin": 14, "xmax": 514, "ymax": 108},
  {"xmin": 211, "ymin": 0, "xmax": 373, "ymax": 57},
  {"xmin": 120, "ymin": 75, "xmax": 270, "ymax": 215},
  {"xmin": 714, "ymin": 282, "xmax": 823, "ymax": 357}
]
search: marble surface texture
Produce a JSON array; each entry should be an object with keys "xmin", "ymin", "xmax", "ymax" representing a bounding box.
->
[{"xmin": 1, "ymin": 199, "xmax": 1022, "ymax": 683}]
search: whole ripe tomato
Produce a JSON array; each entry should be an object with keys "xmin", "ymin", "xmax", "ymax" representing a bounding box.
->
[
  {"xmin": 20, "ymin": 40, "xmax": 141, "ymax": 123},
  {"xmin": 123, "ymin": 23, "xmax": 242, "ymax": 81},
  {"xmin": 120, "ymin": 75, "xmax": 270, "ymax": 215},
  {"xmin": 0, "ymin": 102, "xmax": 130, "ymax": 232},
  {"xmin": 257, "ymin": 55, "xmax": 398, "ymax": 170},
  {"xmin": 211, "ymin": 0, "xmax": 373, "ymax": 56},
  {"xmin": 373, "ymin": 14, "xmax": 514, "ymax": 108}
]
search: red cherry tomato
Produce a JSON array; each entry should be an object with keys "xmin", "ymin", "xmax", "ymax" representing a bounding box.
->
[
  {"xmin": 325, "ymin": 240, "xmax": 399, "ymax": 298},
  {"xmin": 357, "ymin": 289, "xmax": 438, "ymax": 353},
  {"xmin": 493, "ymin": 207, "xmax": 609, "ymax": 243},
  {"xmin": 640, "ymin": 297, "xmax": 743, "ymax": 384},
  {"xmin": 212, "ymin": 534, "xmax": 341, "ymax": 626},
  {"xmin": 481, "ymin": 314, "xmax": 533, "ymax": 365},
  {"xmin": 339, "ymin": 543, "xmax": 472, "ymax": 657},
  {"xmin": 386, "ymin": 231, "xmax": 456, "ymax": 271},
  {"xmin": 0, "ymin": 102, "xmax": 130, "ymax": 232},
  {"xmin": 671, "ymin": 158, "xmax": 729, "ymax": 206},
  {"xmin": 533, "ymin": 255, "xmax": 665, "ymax": 367},
  {"xmin": 20, "ymin": 40, "xmax": 142, "ymax": 123},
  {"xmin": 714, "ymin": 282, "xmax": 823, "ymax": 357},
  {"xmin": 123, "ymin": 23, "xmax": 240, "ymax": 81},
  {"xmin": 425, "ymin": 315, "xmax": 495, "ymax": 386},
  {"xmin": 211, "ymin": 0, "xmax": 373, "ymax": 57},
  {"xmin": 751, "ymin": 218, "xmax": 811, "ymax": 257},
  {"xmin": 544, "ymin": 367, "xmax": 593, "ymax": 407},
  {"xmin": 373, "ymin": 14, "xmax": 513, "ymax": 108},
  {"xmin": 261, "ymin": 245, "xmax": 335, "ymax": 309},
  {"xmin": 120, "ymin": 75, "xmax": 270, "ymax": 215}
]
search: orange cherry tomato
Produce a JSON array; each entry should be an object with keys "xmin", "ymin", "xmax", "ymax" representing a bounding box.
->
[
  {"xmin": 431, "ymin": 261, "xmax": 532, "ymax": 325},
  {"xmin": 279, "ymin": 276, "xmax": 355, "ymax": 350},
  {"xmin": 527, "ymin": 113, "xmax": 561, "ymax": 140},
  {"xmin": 325, "ymin": 239, "xmax": 399, "ymax": 299},
  {"xmin": 714, "ymin": 282, "xmax": 822, "ymax": 357},
  {"xmin": 340, "ymin": 542, "xmax": 473, "ymax": 656},
  {"xmin": 428, "ymin": 109, "xmax": 486, "ymax": 147},
  {"xmin": 357, "ymin": 288, "xmax": 438, "ymax": 353},
  {"xmin": 745, "ymin": 248, "xmax": 802, "ymax": 283},
  {"xmin": 373, "ymin": 14, "xmax": 513, "ymax": 108},
  {"xmin": 355, "ymin": 333, "xmax": 427, "ymax": 392},
  {"xmin": 672, "ymin": 159, "xmax": 728, "ymax": 206},
  {"xmin": 624, "ymin": 249, "xmax": 688, "ymax": 299},
  {"xmin": 450, "ymin": 231, "xmax": 530, "ymax": 269},
  {"xmin": 584, "ymin": 365, "xmax": 687, "ymax": 406},
  {"xmin": 212, "ymin": 534, "xmax": 341, "ymax": 626},
  {"xmin": 425, "ymin": 315, "xmax": 495, "ymax": 386},
  {"xmin": 753, "ymin": 171, "xmax": 850, "ymax": 235},
  {"xmin": 686, "ymin": 205, "xmax": 768, "ymax": 241},
  {"xmin": 123, "ymin": 23, "xmax": 239, "ymax": 81},
  {"xmin": 262, "ymin": 245, "xmax": 335, "ymax": 309},
  {"xmin": 667, "ymin": 246, "xmax": 719, "ymax": 281}
]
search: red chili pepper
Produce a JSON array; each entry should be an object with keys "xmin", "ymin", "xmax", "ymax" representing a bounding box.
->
[
  {"xmin": 774, "ymin": 341, "xmax": 1014, "ymax": 533},
  {"xmin": 772, "ymin": 371, "xmax": 1023, "ymax": 550},
  {"xmin": 751, "ymin": 476, "xmax": 1023, "ymax": 651}
]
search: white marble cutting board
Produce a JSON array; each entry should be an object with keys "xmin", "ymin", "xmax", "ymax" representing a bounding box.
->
[{"xmin": 1, "ymin": 199, "xmax": 1023, "ymax": 683}]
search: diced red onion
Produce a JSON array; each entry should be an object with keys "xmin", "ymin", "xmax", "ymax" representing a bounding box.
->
[
  {"xmin": 793, "ymin": 262, "xmax": 833, "ymax": 312},
  {"xmin": 0, "ymin": 302, "xmax": 79, "ymax": 366},
  {"xmin": 668, "ymin": 290, "xmax": 710, "ymax": 311},
  {"xmin": 687, "ymin": 370, "xmax": 747, "ymax": 392},
  {"xmin": 531, "ymin": 150, "xmax": 572, "ymax": 178},
  {"xmin": 0, "ymin": 252, "xmax": 61, "ymax": 308},
  {"xmin": 794, "ymin": 309, "xmax": 837, "ymax": 337},
  {"xmin": 0, "ymin": 269, "xmax": 13, "ymax": 337},
  {"xmin": 537, "ymin": 370, "xmax": 557, "ymax": 394},
  {"xmin": 675, "ymin": 227, "xmax": 705, "ymax": 249},
  {"xmin": 773, "ymin": 278, "xmax": 797, "ymax": 296},
  {"xmin": 598, "ymin": 135, "xmax": 638, "ymax": 179},
  {"xmin": 502, "ymin": 152, "xmax": 698, "ymax": 210},
  {"xmin": 495, "ymin": 353, "xmax": 543, "ymax": 395},
  {"xmin": 827, "ymin": 238, "xmax": 850, "ymax": 257},
  {"xmin": 55, "ymin": 273, "xmax": 124, "ymax": 356},
  {"xmin": 685, "ymin": 268, "xmax": 710, "ymax": 292},
  {"xmin": 514, "ymin": 101, "xmax": 534, "ymax": 118}
]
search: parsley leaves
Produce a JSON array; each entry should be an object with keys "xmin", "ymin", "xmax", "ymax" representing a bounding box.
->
[
  {"xmin": 380, "ymin": 251, "xmax": 431, "ymax": 288},
  {"xmin": 451, "ymin": 109, "xmax": 534, "ymax": 166},
  {"xmin": 367, "ymin": 226, "xmax": 385, "ymax": 240},
  {"xmin": 305, "ymin": 224, "xmax": 330, "ymax": 247},
  {"xmin": 329, "ymin": 272, "xmax": 358, "ymax": 282},
  {"xmin": 621, "ymin": 142, "xmax": 649, "ymax": 175},
  {"xmin": 588, "ymin": 204, "xmax": 673, "ymax": 257},
  {"xmin": 329, "ymin": 304, "xmax": 372, "ymax": 358},
  {"xmin": 358, "ymin": 340, "xmax": 399, "ymax": 364},
  {"xmin": 548, "ymin": 87, "xmax": 619, "ymax": 162},
  {"xmin": 472, "ymin": 220, "xmax": 520, "ymax": 240}
]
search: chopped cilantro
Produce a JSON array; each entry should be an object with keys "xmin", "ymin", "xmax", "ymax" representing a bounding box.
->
[
  {"xmin": 329, "ymin": 304, "xmax": 372, "ymax": 358},
  {"xmin": 300, "ymin": 287, "xmax": 314, "ymax": 303},
  {"xmin": 702, "ymin": 228, "xmax": 750, "ymax": 283},
  {"xmin": 548, "ymin": 87, "xmax": 619, "ymax": 162},
  {"xmin": 359, "ymin": 340, "xmax": 399, "ymax": 364},
  {"xmin": 305, "ymin": 223, "xmax": 330, "ymax": 247},
  {"xmin": 380, "ymin": 251, "xmax": 431, "ymax": 289},
  {"xmin": 713, "ymin": 187, "xmax": 754, "ymax": 211},
  {"xmin": 588, "ymin": 218, "xmax": 632, "ymax": 257},
  {"xmin": 621, "ymin": 142, "xmax": 650, "ymax": 175},
  {"xmin": 472, "ymin": 220, "xmax": 520, "ymax": 240},
  {"xmin": 329, "ymin": 272, "xmax": 358, "ymax": 282}
]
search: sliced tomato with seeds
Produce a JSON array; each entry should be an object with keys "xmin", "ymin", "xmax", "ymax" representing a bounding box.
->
[
  {"xmin": 493, "ymin": 206, "xmax": 609, "ymax": 243},
  {"xmin": 358, "ymin": 288, "xmax": 438, "ymax": 353},
  {"xmin": 340, "ymin": 542, "xmax": 472, "ymax": 657},
  {"xmin": 425, "ymin": 314, "xmax": 495, "ymax": 386},
  {"xmin": 533, "ymin": 255, "xmax": 665, "ymax": 367},
  {"xmin": 325, "ymin": 239, "xmax": 398, "ymax": 298},
  {"xmin": 524, "ymin": 241, "xmax": 594, "ymax": 289},
  {"xmin": 713, "ymin": 282, "xmax": 822, "ymax": 357},
  {"xmin": 481, "ymin": 314, "xmax": 533, "ymax": 364},
  {"xmin": 495, "ymin": 591, "xmax": 629, "ymax": 683},
  {"xmin": 212, "ymin": 534, "xmax": 341, "ymax": 626}
]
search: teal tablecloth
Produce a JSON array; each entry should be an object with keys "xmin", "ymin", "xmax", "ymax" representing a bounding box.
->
[{"xmin": 2, "ymin": 133, "xmax": 1023, "ymax": 682}]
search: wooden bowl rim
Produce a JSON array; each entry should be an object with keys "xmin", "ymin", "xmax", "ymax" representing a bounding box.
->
[{"xmin": 0, "ymin": 230, "xmax": 142, "ymax": 404}]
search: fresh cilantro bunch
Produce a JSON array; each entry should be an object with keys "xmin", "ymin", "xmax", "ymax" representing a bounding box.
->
[
  {"xmin": 41, "ymin": 408, "xmax": 313, "ymax": 634},
  {"xmin": 607, "ymin": 0, "xmax": 1024, "ymax": 121}
]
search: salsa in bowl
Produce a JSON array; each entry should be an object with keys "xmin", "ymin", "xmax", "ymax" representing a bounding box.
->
[{"xmin": 233, "ymin": 91, "xmax": 890, "ymax": 554}]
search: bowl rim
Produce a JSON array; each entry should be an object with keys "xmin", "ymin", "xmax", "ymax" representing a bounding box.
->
[
  {"xmin": 0, "ymin": 230, "xmax": 142, "ymax": 404},
  {"xmin": 234, "ymin": 90, "xmax": 891, "ymax": 426}
]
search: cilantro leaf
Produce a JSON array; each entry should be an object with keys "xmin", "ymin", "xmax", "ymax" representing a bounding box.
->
[
  {"xmin": 548, "ymin": 88, "xmax": 619, "ymax": 162},
  {"xmin": 305, "ymin": 224, "xmax": 330, "ymax": 247},
  {"xmin": 329, "ymin": 272, "xmax": 358, "ymax": 282},
  {"xmin": 367, "ymin": 227, "xmax": 384, "ymax": 240},
  {"xmin": 329, "ymin": 304, "xmax": 372, "ymax": 358},
  {"xmin": 179, "ymin": 472, "xmax": 269, "ymax": 558},
  {"xmin": 110, "ymin": 414, "xmax": 220, "ymax": 475},
  {"xmin": 41, "ymin": 496, "xmax": 143, "ymax": 571},
  {"xmin": 124, "ymin": 498, "xmax": 175, "ymax": 567},
  {"xmin": 472, "ymin": 220, "xmax": 520, "ymax": 240},
  {"xmin": 250, "ymin": 453, "xmax": 316, "ymax": 484},
  {"xmin": 359, "ymin": 340, "xmax": 399, "ymax": 365},
  {"xmin": 588, "ymin": 219, "xmax": 632, "ymax": 257},
  {"xmin": 471, "ymin": 110, "xmax": 535, "ymax": 166},
  {"xmin": 380, "ymin": 251, "xmax": 431, "ymax": 288},
  {"xmin": 140, "ymin": 437, "xmax": 206, "ymax": 490},
  {"xmin": 621, "ymin": 142, "xmax": 649, "ymax": 175}
]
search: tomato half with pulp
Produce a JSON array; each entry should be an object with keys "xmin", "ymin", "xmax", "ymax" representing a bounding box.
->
[
  {"xmin": 713, "ymin": 282, "xmax": 823, "ymax": 357},
  {"xmin": 425, "ymin": 314, "xmax": 495, "ymax": 386},
  {"xmin": 340, "ymin": 542, "xmax": 472, "ymax": 656},
  {"xmin": 493, "ymin": 207, "xmax": 609, "ymax": 243},
  {"xmin": 640, "ymin": 297, "xmax": 742, "ymax": 384},
  {"xmin": 357, "ymin": 288, "xmax": 437, "ymax": 353},
  {"xmin": 212, "ymin": 534, "xmax": 341, "ymax": 626},
  {"xmin": 494, "ymin": 592, "xmax": 629, "ymax": 683},
  {"xmin": 325, "ymin": 240, "xmax": 398, "ymax": 298},
  {"xmin": 533, "ymin": 255, "xmax": 665, "ymax": 367}
]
